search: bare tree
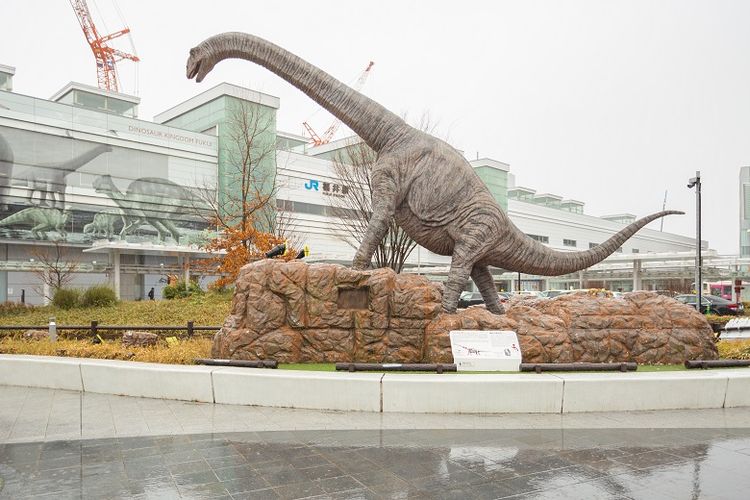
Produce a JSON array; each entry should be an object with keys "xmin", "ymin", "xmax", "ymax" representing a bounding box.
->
[
  {"xmin": 328, "ymin": 114, "xmax": 443, "ymax": 272},
  {"xmin": 329, "ymin": 139, "xmax": 417, "ymax": 272},
  {"xmin": 30, "ymin": 241, "xmax": 79, "ymax": 299},
  {"xmin": 193, "ymin": 100, "xmax": 289, "ymax": 245}
]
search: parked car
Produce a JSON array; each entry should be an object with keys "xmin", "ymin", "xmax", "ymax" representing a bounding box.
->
[
  {"xmin": 498, "ymin": 292, "xmax": 512, "ymax": 302},
  {"xmin": 538, "ymin": 290, "xmax": 567, "ymax": 298},
  {"xmin": 458, "ymin": 291, "xmax": 484, "ymax": 309},
  {"xmin": 674, "ymin": 294, "xmax": 744, "ymax": 315}
]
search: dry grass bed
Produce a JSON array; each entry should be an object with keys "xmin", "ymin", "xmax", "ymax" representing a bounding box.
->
[
  {"xmin": 717, "ymin": 339, "xmax": 750, "ymax": 360},
  {"xmin": 0, "ymin": 337, "xmax": 212, "ymax": 364},
  {"xmin": 0, "ymin": 292, "xmax": 232, "ymax": 330}
]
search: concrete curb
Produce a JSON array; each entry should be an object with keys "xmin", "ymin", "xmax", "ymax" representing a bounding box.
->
[{"xmin": 1, "ymin": 355, "xmax": 749, "ymax": 413}]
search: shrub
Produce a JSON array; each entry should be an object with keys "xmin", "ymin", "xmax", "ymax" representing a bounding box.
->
[
  {"xmin": 0, "ymin": 301, "xmax": 34, "ymax": 316},
  {"xmin": 52, "ymin": 288, "xmax": 81, "ymax": 310},
  {"xmin": 163, "ymin": 280, "xmax": 204, "ymax": 300},
  {"xmin": 81, "ymin": 285, "xmax": 117, "ymax": 308},
  {"xmin": 162, "ymin": 284, "xmax": 178, "ymax": 300}
]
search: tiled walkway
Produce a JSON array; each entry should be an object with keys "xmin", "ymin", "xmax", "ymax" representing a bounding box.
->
[{"xmin": 2, "ymin": 386, "xmax": 750, "ymax": 499}]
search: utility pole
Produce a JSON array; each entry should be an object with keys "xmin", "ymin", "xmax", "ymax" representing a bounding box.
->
[{"xmin": 688, "ymin": 172, "xmax": 702, "ymax": 312}]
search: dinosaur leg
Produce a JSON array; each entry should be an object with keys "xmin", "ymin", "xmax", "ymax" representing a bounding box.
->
[
  {"xmin": 159, "ymin": 219, "xmax": 182, "ymax": 242},
  {"xmin": 30, "ymin": 224, "xmax": 46, "ymax": 240},
  {"xmin": 442, "ymin": 255, "xmax": 474, "ymax": 314},
  {"xmin": 39, "ymin": 187, "xmax": 48, "ymax": 207},
  {"xmin": 471, "ymin": 264, "xmax": 505, "ymax": 315},
  {"xmin": 148, "ymin": 219, "xmax": 171, "ymax": 241},
  {"xmin": 352, "ymin": 164, "xmax": 399, "ymax": 269},
  {"xmin": 56, "ymin": 190, "xmax": 65, "ymax": 210},
  {"xmin": 443, "ymin": 224, "xmax": 495, "ymax": 313}
]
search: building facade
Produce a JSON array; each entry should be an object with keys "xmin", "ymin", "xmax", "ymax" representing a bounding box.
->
[
  {"xmin": 0, "ymin": 69, "xmax": 217, "ymax": 303},
  {"xmin": 0, "ymin": 65, "xmax": 726, "ymax": 303}
]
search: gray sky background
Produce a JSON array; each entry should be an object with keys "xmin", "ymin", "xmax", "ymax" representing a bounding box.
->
[{"xmin": 3, "ymin": 0, "xmax": 749, "ymax": 253}]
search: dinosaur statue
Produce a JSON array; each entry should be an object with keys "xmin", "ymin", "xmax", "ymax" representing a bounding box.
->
[
  {"xmin": 18, "ymin": 143, "xmax": 113, "ymax": 208},
  {"xmin": 0, "ymin": 207, "xmax": 69, "ymax": 239},
  {"xmin": 83, "ymin": 210, "xmax": 124, "ymax": 240},
  {"xmin": 93, "ymin": 174, "xmax": 193, "ymax": 242},
  {"xmin": 186, "ymin": 32, "xmax": 683, "ymax": 314}
]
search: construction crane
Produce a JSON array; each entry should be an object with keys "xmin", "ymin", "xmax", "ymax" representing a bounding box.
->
[
  {"xmin": 303, "ymin": 61, "xmax": 374, "ymax": 146},
  {"xmin": 69, "ymin": 0, "xmax": 139, "ymax": 93}
]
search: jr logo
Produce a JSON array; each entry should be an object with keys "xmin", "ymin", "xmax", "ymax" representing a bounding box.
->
[{"xmin": 304, "ymin": 179, "xmax": 319, "ymax": 191}]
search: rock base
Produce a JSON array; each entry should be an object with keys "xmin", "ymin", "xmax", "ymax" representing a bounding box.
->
[
  {"xmin": 122, "ymin": 331, "xmax": 158, "ymax": 348},
  {"xmin": 213, "ymin": 261, "xmax": 718, "ymax": 364}
]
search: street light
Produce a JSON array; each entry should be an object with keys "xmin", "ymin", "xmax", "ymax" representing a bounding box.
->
[{"xmin": 688, "ymin": 171, "xmax": 701, "ymax": 312}]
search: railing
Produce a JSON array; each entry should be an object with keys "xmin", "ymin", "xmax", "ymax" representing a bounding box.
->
[{"xmin": 0, "ymin": 321, "xmax": 221, "ymax": 338}]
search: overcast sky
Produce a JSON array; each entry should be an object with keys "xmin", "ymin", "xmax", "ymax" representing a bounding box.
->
[{"xmin": 3, "ymin": 0, "xmax": 749, "ymax": 253}]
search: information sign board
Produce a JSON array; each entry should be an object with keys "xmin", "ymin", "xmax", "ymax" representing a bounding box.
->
[{"xmin": 449, "ymin": 330, "xmax": 522, "ymax": 372}]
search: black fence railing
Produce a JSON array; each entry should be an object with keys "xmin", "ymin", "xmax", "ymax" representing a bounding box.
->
[{"xmin": 0, "ymin": 321, "xmax": 221, "ymax": 338}]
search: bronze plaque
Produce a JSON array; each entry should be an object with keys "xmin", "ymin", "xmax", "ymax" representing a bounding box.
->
[{"xmin": 337, "ymin": 287, "xmax": 369, "ymax": 310}]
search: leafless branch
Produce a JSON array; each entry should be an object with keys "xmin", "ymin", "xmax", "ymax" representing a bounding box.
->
[
  {"xmin": 329, "ymin": 138, "xmax": 417, "ymax": 273},
  {"xmin": 30, "ymin": 241, "xmax": 79, "ymax": 299}
]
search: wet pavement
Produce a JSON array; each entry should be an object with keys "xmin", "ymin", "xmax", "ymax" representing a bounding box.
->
[
  {"xmin": 2, "ymin": 427, "xmax": 750, "ymax": 499},
  {"xmin": 2, "ymin": 386, "xmax": 750, "ymax": 499}
]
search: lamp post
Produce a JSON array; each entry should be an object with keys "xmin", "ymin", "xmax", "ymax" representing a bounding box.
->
[{"xmin": 688, "ymin": 171, "xmax": 701, "ymax": 312}]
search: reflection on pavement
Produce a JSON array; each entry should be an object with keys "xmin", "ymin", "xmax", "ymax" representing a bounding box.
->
[{"xmin": 1, "ymin": 428, "xmax": 750, "ymax": 499}]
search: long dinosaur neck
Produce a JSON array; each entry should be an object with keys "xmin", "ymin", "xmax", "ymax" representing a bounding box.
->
[
  {"xmin": 490, "ymin": 210, "xmax": 683, "ymax": 276},
  {"xmin": 52, "ymin": 145, "xmax": 111, "ymax": 174},
  {"xmin": 202, "ymin": 32, "xmax": 412, "ymax": 152}
]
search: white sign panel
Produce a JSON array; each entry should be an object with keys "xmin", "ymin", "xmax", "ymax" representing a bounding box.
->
[
  {"xmin": 449, "ymin": 330, "xmax": 522, "ymax": 372},
  {"xmin": 722, "ymin": 318, "xmax": 750, "ymax": 340}
]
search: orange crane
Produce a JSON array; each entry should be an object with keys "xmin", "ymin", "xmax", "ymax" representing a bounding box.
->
[
  {"xmin": 303, "ymin": 61, "xmax": 374, "ymax": 146},
  {"xmin": 69, "ymin": 0, "xmax": 139, "ymax": 93}
]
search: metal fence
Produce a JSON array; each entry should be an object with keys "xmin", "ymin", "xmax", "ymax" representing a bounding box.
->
[{"xmin": 0, "ymin": 321, "xmax": 221, "ymax": 339}]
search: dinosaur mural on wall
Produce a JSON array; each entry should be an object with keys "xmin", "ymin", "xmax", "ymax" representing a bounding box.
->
[
  {"xmin": 0, "ymin": 131, "xmax": 113, "ymax": 209},
  {"xmin": 186, "ymin": 32, "xmax": 682, "ymax": 314},
  {"xmin": 0, "ymin": 207, "xmax": 69, "ymax": 239},
  {"xmin": 16, "ymin": 143, "xmax": 113, "ymax": 208},
  {"xmin": 93, "ymin": 174, "xmax": 196, "ymax": 242},
  {"xmin": 83, "ymin": 210, "xmax": 125, "ymax": 240}
]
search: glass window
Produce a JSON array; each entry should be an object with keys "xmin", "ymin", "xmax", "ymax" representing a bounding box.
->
[
  {"xmin": 632, "ymin": 248, "xmax": 639, "ymax": 253},
  {"xmin": 526, "ymin": 234, "xmax": 549, "ymax": 244},
  {"xmin": 0, "ymin": 73, "xmax": 11, "ymax": 91},
  {"xmin": 75, "ymin": 90, "xmax": 107, "ymax": 112},
  {"xmin": 563, "ymin": 239, "xmax": 576, "ymax": 247},
  {"xmin": 589, "ymin": 242, "xmax": 599, "ymax": 249}
]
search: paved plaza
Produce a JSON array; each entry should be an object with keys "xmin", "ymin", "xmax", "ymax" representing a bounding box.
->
[{"xmin": 2, "ymin": 386, "xmax": 750, "ymax": 499}]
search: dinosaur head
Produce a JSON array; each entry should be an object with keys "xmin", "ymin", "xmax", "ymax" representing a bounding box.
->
[
  {"xmin": 186, "ymin": 43, "xmax": 217, "ymax": 83},
  {"xmin": 93, "ymin": 175, "xmax": 114, "ymax": 194}
]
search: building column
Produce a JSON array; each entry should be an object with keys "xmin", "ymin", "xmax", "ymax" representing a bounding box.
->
[
  {"xmin": 578, "ymin": 271, "xmax": 584, "ymax": 289},
  {"xmin": 113, "ymin": 250, "xmax": 121, "ymax": 300},
  {"xmin": 0, "ymin": 271, "xmax": 6, "ymax": 303},
  {"xmin": 633, "ymin": 259, "xmax": 642, "ymax": 291}
]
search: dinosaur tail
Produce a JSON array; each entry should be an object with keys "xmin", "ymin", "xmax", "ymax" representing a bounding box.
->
[
  {"xmin": 0, "ymin": 210, "xmax": 29, "ymax": 227},
  {"xmin": 492, "ymin": 210, "xmax": 684, "ymax": 276},
  {"xmin": 189, "ymin": 33, "xmax": 412, "ymax": 151}
]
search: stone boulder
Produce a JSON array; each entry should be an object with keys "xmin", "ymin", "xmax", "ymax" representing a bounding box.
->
[
  {"xmin": 213, "ymin": 260, "xmax": 718, "ymax": 364},
  {"xmin": 122, "ymin": 331, "xmax": 158, "ymax": 348},
  {"xmin": 23, "ymin": 329, "xmax": 47, "ymax": 341}
]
